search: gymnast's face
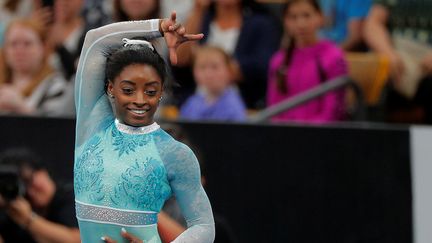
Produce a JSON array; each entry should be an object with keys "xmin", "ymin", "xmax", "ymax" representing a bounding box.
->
[{"xmin": 108, "ymin": 64, "xmax": 163, "ymax": 127}]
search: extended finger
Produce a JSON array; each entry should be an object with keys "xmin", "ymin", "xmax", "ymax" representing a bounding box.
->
[
  {"xmin": 120, "ymin": 228, "xmax": 143, "ymax": 243},
  {"xmin": 101, "ymin": 236, "xmax": 116, "ymax": 243},
  {"xmin": 182, "ymin": 33, "xmax": 205, "ymax": 42},
  {"xmin": 170, "ymin": 11, "xmax": 177, "ymax": 23}
]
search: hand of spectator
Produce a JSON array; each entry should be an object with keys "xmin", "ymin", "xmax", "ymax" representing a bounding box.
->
[
  {"xmin": 46, "ymin": 21, "xmax": 67, "ymax": 49},
  {"xmin": 30, "ymin": 7, "xmax": 53, "ymax": 28},
  {"xmin": 46, "ymin": 1, "xmax": 69, "ymax": 49},
  {"xmin": 160, "ymin": 11, "xmax": 204, "ymax": 65},
  {"xmin": 421, "ymin": 53, "xmax": 432, "ymax": 75},
  {"xmin": 387, "ymin": 51, "xmax": 405, "ymax": 84},
  {"xmin": 6, "ymin": 197, "xmax": 33, "ymax": 228},
  {"xmin": 102, "ymin": 228, "xmax": 143, "ymax": 243},
  {"xmin": 0, "ymin": 85, "xmax": 27, "ymax": 112}
]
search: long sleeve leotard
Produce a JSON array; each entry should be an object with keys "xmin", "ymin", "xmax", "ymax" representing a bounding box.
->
[{"xmin": 74, "ymin": 19, "xmax": 215, "ymax": 243}]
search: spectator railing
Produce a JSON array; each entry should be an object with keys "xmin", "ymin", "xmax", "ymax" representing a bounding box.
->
[{"xmin": 249, "ymin": 76, "xmax": 366, "ymax": 122}]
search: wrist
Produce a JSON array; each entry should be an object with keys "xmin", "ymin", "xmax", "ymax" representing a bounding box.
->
[
  {"xmin": 22, "ymin": 212, "xmax": 38, "ymax": 230},
  {"xmin": 159, "ymin": 19, "xmax": 165, "ymax": 36}
]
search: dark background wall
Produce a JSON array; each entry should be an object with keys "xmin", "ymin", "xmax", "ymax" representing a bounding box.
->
[{"xmin": 0, "ymin": 117, "xmax": 412, "ymax": 243}]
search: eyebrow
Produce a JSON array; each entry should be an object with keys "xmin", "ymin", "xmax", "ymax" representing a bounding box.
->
[
  {"xmin": 120, "ymin": 80, "xmax": 136, "ymax": 85},
  {"xmin": 120, "ymin": 80, "xmax": 161, "ymax": 86}
]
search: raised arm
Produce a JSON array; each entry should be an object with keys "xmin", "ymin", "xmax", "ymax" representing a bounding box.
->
[{"xmin": 74, "ymin": 19, "xmax": 162, "ymax": 147}]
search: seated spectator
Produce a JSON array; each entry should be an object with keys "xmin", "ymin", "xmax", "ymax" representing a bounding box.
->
[
  {"xmin": 0, "ymin": 0, "xmax": 34, "ymax": 45},
  {"xmin": 82, "ymin": 0, "xmax": 112, "ymax": 28},
  {"xmin": 319, "ymin": 0, "xmax": 372, "ymax": 51},
  {"xmin": 267, "ymin": 0, "xmax": 347, "ymax": 123},
  {"xmin": 180, "ymin": 46, "xmax": 247, "ymax": 121},
  {"xmin": 0, "ymin": 147, "xmax": 80, "ymax": 243},
  {"xmin": 176, "ymin": 0, "xmax": 281, "ymax": 109},
  {"xmin": 0, "ymin": 18, "xmax": 74, "ymax": 117},
  {"xmin": 364, "ymin": 0, "xmax": 432, "ymax": 124},
  {"xmin": 45, "ymin": 0, "xmax": 92, "ymax": 80}
]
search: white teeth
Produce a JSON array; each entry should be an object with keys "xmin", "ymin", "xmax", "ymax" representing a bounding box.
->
[{"xmin": 130, "ymin": 109, "xmax": 147, "ymax": 114}]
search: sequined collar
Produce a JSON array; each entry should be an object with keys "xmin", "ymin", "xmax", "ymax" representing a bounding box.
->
[{"xmin": 115, "ymin": 119, "xmax": 160, "ymax": 135}]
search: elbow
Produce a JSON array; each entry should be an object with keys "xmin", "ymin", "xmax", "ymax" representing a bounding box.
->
[{"xmin": 209, "ymin": 223, "xmax": 216, "ymax": 242}]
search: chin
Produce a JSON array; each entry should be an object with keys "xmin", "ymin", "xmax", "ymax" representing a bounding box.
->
[{"xmin": 124, "ymin": 117, "xmax": 153, "ymax": 127}]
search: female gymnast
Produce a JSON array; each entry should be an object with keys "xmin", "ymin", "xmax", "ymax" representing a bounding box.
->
[{"xmin": 73, "ymin": 12, "xmax": 215, "ymax": 243}]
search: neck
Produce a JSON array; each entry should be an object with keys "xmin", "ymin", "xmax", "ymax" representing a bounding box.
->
[
  {"xmin": 115, "ymin": 119, "xmax": 160, "ymax": 135},
  {"xmin": 11, "ymin": 70, "xmax": 36, "ymax": 88},
  {"xmin": 215, "ymin": 4, "xmax": 242, "ymax": 25},
  {"xmin": 295, "ymin": 35, "xmax": 319, "ymax": 48}
]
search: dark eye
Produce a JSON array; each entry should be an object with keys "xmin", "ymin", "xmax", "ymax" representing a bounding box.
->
[
  {"xmin": 145, "ymin": 90, "xmax": 157, "ymax": 96},
  {"xmin": 122, "ymin": 88, "xmax": 134, "ymax": 95}
]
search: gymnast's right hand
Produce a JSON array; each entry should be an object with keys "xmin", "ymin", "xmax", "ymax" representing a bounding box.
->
[
  {"xmin": 102, "ymin": 228, "xmax": 143, "ymax": 243},
  {"xmin": 160, "ymin": 11, "xmax": 204, "ymax": 65}
]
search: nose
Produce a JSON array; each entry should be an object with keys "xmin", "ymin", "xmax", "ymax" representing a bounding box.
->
[{"xmin": 133, "ymin": 92, "xmax": 146, "ymax": 106}]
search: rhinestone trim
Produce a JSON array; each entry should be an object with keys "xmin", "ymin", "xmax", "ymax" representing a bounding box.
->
[
  {"xmin": 75, "ymin": 200, "xmax": 158, "ymax": 226},
  {"xmin": 115, "ymin": 119, "xmax": 160, "ymax": 135}
]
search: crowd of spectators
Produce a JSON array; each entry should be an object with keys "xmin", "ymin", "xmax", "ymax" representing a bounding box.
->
[
  {"xmin": 0, "ymin": 0, "xmax": 431, "ymax": 125},
  {"xmin": 1, "ymin": 1, "xmax": 431, "ymax": 242}
]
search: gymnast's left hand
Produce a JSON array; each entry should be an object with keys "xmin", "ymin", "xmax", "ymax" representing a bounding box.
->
[
  {"xmin": 160, "ymin": 11, "xmax": 204, "ymax": 65},
  {"xmin": 102, "ymin": 228, "xmax": 143, "ymax": 243}
]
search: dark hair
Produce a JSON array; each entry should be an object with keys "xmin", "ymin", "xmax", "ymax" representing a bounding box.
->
[
  {"xmin": 104, "ymin": 39, "xmax": 168, "ymax": 91},
  {"xmin": 276, "ymin": 0, "xmax": 322, "ymax": 94},
  {"xmin": 0, "ymin": 147, "xmax": 44, "ymax": 171},
  {"xmin": 113, "ymin": 0, "xmax": 160, "ymax": 21}
]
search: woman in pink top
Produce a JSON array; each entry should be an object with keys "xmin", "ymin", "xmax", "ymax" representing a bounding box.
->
[{"xmin": 267, "ymin": 0, "xmax": 347, "ymax": 123}]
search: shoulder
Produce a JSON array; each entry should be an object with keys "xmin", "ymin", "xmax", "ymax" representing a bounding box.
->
[
  {"xmin": 271, "ymin": 49, "xmax": 285, "ymax": 62},
  {"xmin": 225, "ymin": 88, "xmax": 245, "ymax": 107},
  {"xmin": 318, "ymin": 41, "xmax": 346, "ymax": 62},
  {"xmin": 153, "ymin": 129, "xmax": 199, "ymax": 176},
  {"xmin": 269, "ymin": 50, "xmax": 285, "ymax": 68},
  {"xmin": 153, "ymin": 129, "xmax": 196, "ymax": 159}
]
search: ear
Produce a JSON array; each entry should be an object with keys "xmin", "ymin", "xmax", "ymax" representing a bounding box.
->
[{"xmin": 107, "ymin": 81, "xmax": 114, "ymax": 95}]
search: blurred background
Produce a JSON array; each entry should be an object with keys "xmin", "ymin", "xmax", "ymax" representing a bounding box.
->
[{"xmin": 0, "ymin": 0, "xmax": 431, "ymax": 242}]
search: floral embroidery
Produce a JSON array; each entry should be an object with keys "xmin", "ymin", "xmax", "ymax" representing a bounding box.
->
[
  {"xmin": 112, "ymin": 127, "xmax": 149, "ymax": 157},
  {"xmin": 74, "ymin": 136, "xmax": 105, "ymax": 202},
  {"xmin": 110, "ymin": 158, "xmax": 171, "ymax": 211}
]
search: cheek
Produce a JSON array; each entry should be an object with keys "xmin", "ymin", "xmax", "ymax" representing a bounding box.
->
[
  {"xmin": 284, "ymin": 19, "xmax": 296, "ymax": 33},
  {"xmin": 32, "ymin": 46, "xmax": 45, "ymax": 63},
  {"xmin": 312, "ymin": 17, "xmax": 323, "ymax": 29},
  {"xmin": 193, "ymin": 68, "xmax": 207, "ymax": 84}
]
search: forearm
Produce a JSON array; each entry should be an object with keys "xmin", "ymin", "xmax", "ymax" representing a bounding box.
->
[
  {"xmin": 364, "ymin": 5, "xmax": 394, "ymax": 55},
  {"xmin": 341, "ymin": 20, "xmax": 363, "ymax": 51},
  {"xmin": 27, "ymin": 216, "xmax": 80, "ymax": 243},
  {"xmin": 171, "ymin": 223, "xmax": 215, "ymax": 243}
]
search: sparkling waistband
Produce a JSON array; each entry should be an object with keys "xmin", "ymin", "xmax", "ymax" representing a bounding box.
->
[{"xmin": 75, "ymin": 200, "xmax": 158, "ymax": 227}]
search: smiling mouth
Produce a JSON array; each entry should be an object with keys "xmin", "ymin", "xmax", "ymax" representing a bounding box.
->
[{"xmin": 128, "ymin": 109, "xmax": 150, "ymax": 115}]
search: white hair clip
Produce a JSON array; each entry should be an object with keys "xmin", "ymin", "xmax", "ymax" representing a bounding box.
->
[{"xmin": 122, "ymin": 38, "xmax": 154, "ymax": 51}]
